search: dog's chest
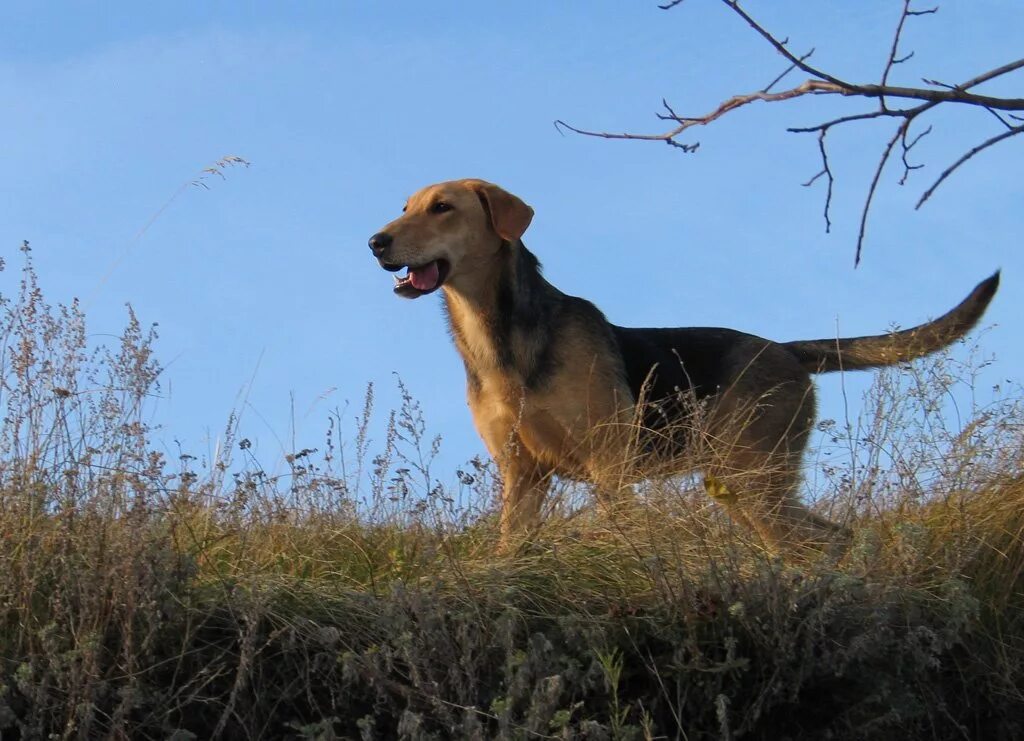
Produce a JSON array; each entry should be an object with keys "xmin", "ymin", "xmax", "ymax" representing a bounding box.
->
[
  {"xmin": 470, "ymin": 378, "xmax": 585, "ymax": 472},
  {"xmin": 456, "ymin": 316, "xmax": 503, "ymax": 370}
]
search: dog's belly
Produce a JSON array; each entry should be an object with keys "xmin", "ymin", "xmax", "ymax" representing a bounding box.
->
[{"xmin": 631, "ymin": 396, "xmax": 701, "ymax": 461}]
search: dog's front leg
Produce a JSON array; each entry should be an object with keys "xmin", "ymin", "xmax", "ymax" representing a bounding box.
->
[
  {"xmin": 471, "ymin": 404, "xmax": 553, "ymax": 550},
  {"xmin": 497, "ymin": 447, "xmax": 552, "ymax": 550}
]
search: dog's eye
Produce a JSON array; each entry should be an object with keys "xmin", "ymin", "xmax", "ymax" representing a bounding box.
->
[{"xmin": 430, "ymin": 201, "xmax": 453, "ymax": 214}]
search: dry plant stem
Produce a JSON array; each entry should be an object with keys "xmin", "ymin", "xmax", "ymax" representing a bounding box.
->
[{"xmin": 555, "ymin": 1, "xmax": 1024, "ymax": 264}]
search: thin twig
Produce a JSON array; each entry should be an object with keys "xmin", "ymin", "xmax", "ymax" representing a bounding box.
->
[
  {"xmin": 720, "ymin": 0, "xmax": 852, "ymax": 88},
  {"xmin": 898, "ymin": 123, "xmax": 931, "ymax": 185},
  {"xmin": 805, "ymin": 129, "xmax": 834, "ymax": 233},
  {"xmin": 881, "ymin": 0, "xmax": 922, "ymax": 97},
  {"xmin": 916, "ymin": 124, "xmax": 1024, "ymax": 208},
  {"xmin": 856, "ymin": 124, "xmax": 905, "ymax": 266},
  {"xmin": 762, "ymin": 49, "xmax": 815, "ymax": 94},
  {"xmin": 788, "ymin": 107, "xmax": 921, "ymax": 134},
  {"xmin": 954, "ymin": 57, "xmax": 1024, "ymax": 91}
]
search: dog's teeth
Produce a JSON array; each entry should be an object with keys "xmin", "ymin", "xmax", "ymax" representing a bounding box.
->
[{"xmin": 394, "ymin": 275, "xmax": 402, "ymax": 285}]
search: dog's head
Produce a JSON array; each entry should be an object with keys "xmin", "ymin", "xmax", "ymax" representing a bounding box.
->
[{"xmin": 368, "ymin": 179, "xmax": 534, "ymax": 299}]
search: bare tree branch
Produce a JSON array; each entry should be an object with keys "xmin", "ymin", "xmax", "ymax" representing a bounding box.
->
[
  {"xmin": 801, "ymin": 130, "xmax": 834, "ymax": 233},
  {"xmin": 916, "ymin": 123, "xmax": 1024, "ymax": 208},
  {"xmin": 721, "ymin": 0, "xmax": 852, "ymax": 88},
  {"xmin": 881, "ymin": 0, "xmax": 931, "ymax": 95},
  {"xmin": 557, "ymin": 1, "xmax": 1024, "ymax": 263},
  {"xmin": 857, "ymin": 124, "xmax": 904, "ymax": 266},
  {"xmin": 556, "ymin": 79, "xmax": 845, "ymax": 150}
]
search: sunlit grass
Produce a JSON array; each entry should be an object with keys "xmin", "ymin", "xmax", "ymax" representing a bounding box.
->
[{"xmin": 1, "ymin": 249, "xmax": 1021, "ymax": 739}]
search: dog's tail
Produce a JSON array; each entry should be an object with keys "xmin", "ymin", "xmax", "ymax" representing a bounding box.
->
[{"xmin": 782, "ymin": 271, "xmax": 1000, "ymax": 374}]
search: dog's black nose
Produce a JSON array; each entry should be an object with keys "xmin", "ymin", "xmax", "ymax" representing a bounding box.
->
[{"xmin": 368, "ymin": 232, "xmax": 392, "ymax": 257}]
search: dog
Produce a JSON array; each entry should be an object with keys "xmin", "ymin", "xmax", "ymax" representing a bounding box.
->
[{"xmin": 369, "ymin": 178, "xmax": 999, "ymax": 552}]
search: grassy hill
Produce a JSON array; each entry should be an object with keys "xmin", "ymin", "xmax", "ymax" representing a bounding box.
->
[{"xmin": 1, "ymin": 253, "xmax": 1022, "ymax": 740}]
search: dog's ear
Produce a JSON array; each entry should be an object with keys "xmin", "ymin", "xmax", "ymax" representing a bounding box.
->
[{"xmin": 468, "ymin": 181, "xmax": 534, "ymax": 241}]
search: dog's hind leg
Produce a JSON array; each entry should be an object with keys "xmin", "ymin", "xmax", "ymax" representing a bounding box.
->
[
  {"xmin": 579, "ymin": 410, "xmax": 643, "ymax": 518},
  {"xmin": 707, "ymin": 455, "xmax": 851, "ymax": 556},
  {"xmin": 704, "ymin": 357, "xmax": 851, "ymax": 556}
]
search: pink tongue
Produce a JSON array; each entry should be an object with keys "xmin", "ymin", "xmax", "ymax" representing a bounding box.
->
[{"xmin": 409, "ymin": 261, "xmax": 439, "ymax": 291}]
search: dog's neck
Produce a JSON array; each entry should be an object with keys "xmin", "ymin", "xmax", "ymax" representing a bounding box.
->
[{"xmin": 442, "ymin": 240, "xmax": 556, "ymax": 386}]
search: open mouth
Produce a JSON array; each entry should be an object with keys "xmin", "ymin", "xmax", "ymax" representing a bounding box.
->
[{"xmin": 384, "ymin": 259, "xmax": 451, "ymax": 299}]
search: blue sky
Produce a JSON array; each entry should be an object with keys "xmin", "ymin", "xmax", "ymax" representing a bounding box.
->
[{"xmin": 1, "ymin": 1, "xmax": 1020, "ymax": 488}]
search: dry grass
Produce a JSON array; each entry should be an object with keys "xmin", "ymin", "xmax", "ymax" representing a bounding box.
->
[{"xmin": 1, "ymin": 248, "xmax": 1022, "ymax": 739}]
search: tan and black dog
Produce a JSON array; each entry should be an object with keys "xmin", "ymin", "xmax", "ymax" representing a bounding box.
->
[{"xmin": 369, "ymin": 179, "xmax": 999, "ymax": 552}]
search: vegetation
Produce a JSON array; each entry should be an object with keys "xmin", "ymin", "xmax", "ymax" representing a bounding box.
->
[{"xmin": 1, "ymin": 248, "xmax": 1022, "ymax": 739}]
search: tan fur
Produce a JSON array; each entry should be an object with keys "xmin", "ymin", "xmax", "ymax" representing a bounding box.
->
[{"xmin": 369, "ymin": 179, "xmax": 999, "ymax": 556}]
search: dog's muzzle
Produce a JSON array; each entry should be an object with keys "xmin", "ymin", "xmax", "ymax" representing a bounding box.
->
[{"xmin": 368, "ymin": 231, "xmax": 449, "ymax": 299}]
